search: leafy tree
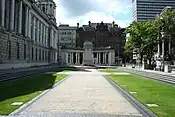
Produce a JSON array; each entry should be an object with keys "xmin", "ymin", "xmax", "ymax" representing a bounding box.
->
[
  {"xmin": 125, "ymin": 21, "xmax": 147, "ymax": 64},
  {"xmin": 125, "ymin": 9, "xmax": 175, "ymax": 68}
]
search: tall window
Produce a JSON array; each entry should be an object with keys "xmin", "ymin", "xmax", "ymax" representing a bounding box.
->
[
  {"xmin": 39, "ymin": 22, "xmax": 41, "ymax": 42},
  {"xmin": 36, "ymin": 48, "xmax": 38, "ymax": 60},
  {"xmin": 22, "ymin": 4, "xmax": 26, "ymax": 36},
  {"xmin": 39, "ymin": 23, "xmax": 42, "ymax": 42},
  {"xmin": 0, "ymin": 2, "xmax": 2, "ymax": 26},
  {"xmin": 8, "ymin": 41, "xmax": 11, "ymax": 59},
  {"xmin": 17, "ymin": 42, "xmax": 20, "ymax": 60},
  {"xmin": 42, "ymin": 24, "xmax": 44, "ymax": 44},
  {"xmin": 5, "ymin": 0, "xmax": 10, "ymax": 30},
  {"xmin": 35, "ymin": 19, "xmax": 37, "ymax": 41},
  {"xmin": 32, "ymin": 47, "xmax": 34, "ymax": 60},
  {"xmin": 31, "ymin": 15, "xmax": 34, "ymax": 39},
  {"xmin": 45, "ymin": 51, "xmax": 47, "ymax": 60},
  {"xmin": 24, "ymin": 44, "xmax": 26, "ymax": 59},
  {"xmin": 45, "ymin": 27, "xmax": 47, "ymax": 45},
  {"xmin": 43, "ymin": 50, "xmax": 44, "ymax": 60},
  {"xmin": 14, "ymin": 1, "xmax": 19, "ymax": 32},
  {"xmin": 39, "ymin": 49, "xmax": 41, "ymax": 60}
]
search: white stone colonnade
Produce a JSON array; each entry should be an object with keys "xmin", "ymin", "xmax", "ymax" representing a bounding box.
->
[{"xmin": 61, "ymin": 49, "xmax": 115, "ymax": 65}]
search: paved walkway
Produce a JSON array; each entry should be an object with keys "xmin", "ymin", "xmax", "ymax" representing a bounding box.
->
[{"xmin": 12, "ymin": 69, "xmax": 142, "ymax": 117}]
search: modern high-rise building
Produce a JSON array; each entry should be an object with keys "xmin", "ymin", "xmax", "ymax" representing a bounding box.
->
[{"xmin": 132, "ymin": 0, "xmax": 175, "ymax": 21}]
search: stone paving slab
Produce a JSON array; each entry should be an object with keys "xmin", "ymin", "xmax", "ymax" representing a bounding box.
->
[{"xmin": 10, "ymin": 70, "xmax": 142, "ymax": 117}]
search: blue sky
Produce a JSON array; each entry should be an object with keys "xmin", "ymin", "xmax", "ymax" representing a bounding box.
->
[{"xmin": 55, "ymin": 0, "xmax": 132, "ymax": 28}]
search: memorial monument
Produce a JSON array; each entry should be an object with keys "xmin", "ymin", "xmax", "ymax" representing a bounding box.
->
[{"xmin": 83, "ymin": 41, "xmax": 93, "ymax": 65}]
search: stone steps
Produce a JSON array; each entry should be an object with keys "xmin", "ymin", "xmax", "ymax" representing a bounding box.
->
[
  {"xmin": 0, "ymin": 66, "xmax": 59, "ymax": 82},
  {"xmin": 119, "ymin": 68, "xmax": 175, "ymax": 85}
]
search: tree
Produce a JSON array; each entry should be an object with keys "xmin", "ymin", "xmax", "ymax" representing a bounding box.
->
[
  {"xmin": 143, "ymin": 20, "xmax": 158, "ymax": 66},
  {"xmin": 125, "ymin": 20, "xmax": 159, "ymax": 67},
  {"xmin": 155, "ymin": 9, "xmax": 175, "ymax": 61}
]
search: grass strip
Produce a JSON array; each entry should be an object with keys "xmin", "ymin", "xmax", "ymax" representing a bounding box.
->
[
  {"xmin": 0, "ymin": 74, "xmax": 66, "ymax": 115},
  {"xmin": 109, "ymin": 74, "xmax": 175, "ymax": 117}
]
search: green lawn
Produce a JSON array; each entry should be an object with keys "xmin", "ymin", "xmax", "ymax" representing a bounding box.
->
[
  {"xmin": 109, "ymin": 75, "xmax": 175, "ymax": 117},
  {"xmin": 0, "ymin": 73, "xmax": 67, "ymax": 115},
  {"xmin": 100, "ymin": 69, "xmax": 120, "ymax": 73}
]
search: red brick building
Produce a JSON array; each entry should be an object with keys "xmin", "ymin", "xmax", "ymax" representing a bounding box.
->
[{"xmin": 76, "ymin": 21, "xmax": 126, "ymax": 63}]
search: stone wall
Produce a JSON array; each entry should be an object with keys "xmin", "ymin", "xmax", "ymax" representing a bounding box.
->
[{"xmin": 0, "ymin": 31, "xmax": 8, "ymax": 61}]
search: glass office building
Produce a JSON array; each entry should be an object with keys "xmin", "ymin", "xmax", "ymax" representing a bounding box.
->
[{"xmin": 132, "ymin": 0, "xmax": 175, "ymax": 21}]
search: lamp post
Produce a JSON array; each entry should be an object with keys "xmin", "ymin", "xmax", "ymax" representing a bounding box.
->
[{"xmin": 161, "ymin": 31, "xmax": 165, "ymax": 71}]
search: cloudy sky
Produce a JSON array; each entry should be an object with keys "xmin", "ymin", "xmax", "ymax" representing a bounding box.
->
[{"xmin": 55, "ymin": 0, "xmax": 132, "ymax": 28}]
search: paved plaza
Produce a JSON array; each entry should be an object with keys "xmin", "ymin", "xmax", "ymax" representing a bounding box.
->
[{"xmin": 10, "ymin": 69, "xmax": 142, "ymax": 117}]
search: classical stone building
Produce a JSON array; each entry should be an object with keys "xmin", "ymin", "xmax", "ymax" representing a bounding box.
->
[
  {"xmin": 76, "ymin": 21, "xmax": 125, "ymax": 64},
  {"xmin": 58, "ymin": 24, "xmax": 77, "ymax": 48},
  {"xmin": 0, "ymin": 0, "xmax": 59, "ymax": 69}
]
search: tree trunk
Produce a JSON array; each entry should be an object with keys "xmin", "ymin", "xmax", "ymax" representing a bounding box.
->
[{"xmin": 140, "ymin": 53, "xmax": 143, "ymax": 65}]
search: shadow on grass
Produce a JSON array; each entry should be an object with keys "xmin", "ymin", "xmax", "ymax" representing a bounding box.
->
[{"xmin": 0, "ymin": 74, "xmax": 58, "ymax": 102}]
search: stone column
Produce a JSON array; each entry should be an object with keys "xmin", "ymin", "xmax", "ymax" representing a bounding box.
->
[
  {"xmin": 78, "ymin": 53, "xmax": 80, "ymax": 64},
  {"xmin": 25, "ymin": 6, "xmax": 29, "ymax": 37},
  {"xmin": 18, "ymin": 1, "xmax": 22, "ymax": 34},
  {"xmin": 104, "ymin": 53, "xmax": 106, "ymax": 64},
  {"xmin": 75, "ymin": 53, "xmax": 78, "ymax": 64},
  {"xmin": 83, "ymin": 53, "xmax": 84, "ymax": 62},
  {"xmin": 99, "ymin": 53, "xmax": 101, "ymax": 64},
  {"xmin": 96, "ymin": 53, "xmax": 98, "ymax": 64},
  {"xmin": 66, "ymin": 53, "xmax": 68, "ymax": 64},
  {"xmin": 71, "ymin": 53, "xmax": 74, "ymax": 64},
  {"xmin": 157, "ymin": 42, "xmax": 160, "ymax": 57},
  {"xmin": 33, "ymin": 17, "xmax": 36, "ymax": 41},
  {"xmin": 28, "ymin": 10, "xmax": 31, "ymax": 38},
  {"xmin": 1, "ymin": 0, "xmax": 5, "ymax": 27},
  {"xmin": 37, "ymin": 20, "xmax": 39, "ymax": 42},
  {"xmin": 102, "ymin": 53, "xmax": 104, "ymax": 64},
  {"xmin": 69, "ymin": 53, "xmax": 71, "ymax": 64},
  {"xmin": 108, "ymin": 52, "xmax": 111, "ymax": 65},
  {"xmin": 10, "ymin": 0, "xmax": 15, "ymax": 31},
  {"xmin": 34, "ymin": 47, "xmax": 36, "ymax": 61}
]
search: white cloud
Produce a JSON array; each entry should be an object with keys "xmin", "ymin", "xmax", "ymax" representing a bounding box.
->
[{"xmin": 55, "ymin": 0, "xmax": 132, "ymax": 28}]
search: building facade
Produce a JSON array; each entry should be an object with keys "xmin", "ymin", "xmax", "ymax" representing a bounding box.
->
[
  {"xmin": 58, "ymin": 25, "xmax": 77, "ymax": 48},
  {"xmin": 76, "ymin": 21, "xmax": 125, "ymax": 64},
  {"xmin": 0, "ymin": 0, "xmax": 59, "ymax": 69},
  {"xmin": 132, "ymin": 0, "xmax": 175, "ymax": 21}
]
